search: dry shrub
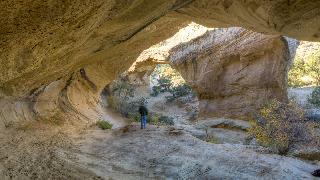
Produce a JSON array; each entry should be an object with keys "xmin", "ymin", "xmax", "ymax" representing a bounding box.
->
[
  {"xmin": 249, "ymin": 99, "xmax": 319, "ymax": 155},
  {"xmin": 97, "ymin": 120, "xmax": 113, "ymax": 130}
]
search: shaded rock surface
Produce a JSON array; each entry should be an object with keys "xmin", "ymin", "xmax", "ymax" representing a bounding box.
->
[
  {"xmin": 193, "ymin": 118, "xmax": 250, "ymax": 144},
  {"xmin": 72, "ymin": 125, "xmax": 318, "ymax": 180}
]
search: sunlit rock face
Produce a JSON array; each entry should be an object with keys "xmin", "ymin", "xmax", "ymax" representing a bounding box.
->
[
  {"xmin": 121, "ymin": 26, "xmax": 298, "ymax": 119},
  {"xmin": 168, "ymin": 27, "xmax": 295, "ymax": 119},
  {"xmin": 0, "ymin": 0, "xmax": 318, "ymax": 127},
  {"xmin": 179, "ymin": 0, "xmax": 320, "ymax": 42}
]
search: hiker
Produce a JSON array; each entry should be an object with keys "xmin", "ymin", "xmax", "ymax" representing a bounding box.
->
[{"xmin": 139, "ymin": 105, "xmax": 148, "ymax": 129}]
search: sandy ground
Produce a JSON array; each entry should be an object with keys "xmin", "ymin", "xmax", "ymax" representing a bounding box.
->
[
  {"xmin": 0, "ymin": 121, "xmax": 100, "ymax": 179},
  {"xmin": 0, "ymin": 116, "xmax": 319, "ymax": 179},
  {"xmin": 0, "ymin": 88, "xmax": 319, "ymax": 179},
  {"xmin": 288, "ymin": 87, "xmax": 315, "ymax": 107},
  {"xmin": 71, "ymin": 125, "xmax": 319, "ymax": 179}
]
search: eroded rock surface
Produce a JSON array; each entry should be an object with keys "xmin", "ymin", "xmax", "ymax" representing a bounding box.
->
[
  {"xmin": 129, "ymin": 27, "xmax": 296, "ymax": 119},
  {"xmin": 73, "ymin": 125, "xmax": 318, "ymax": 179},
  {"xmin": 0, "ymin": 0, "xmax": 319, "ymax": 127},
  {"xmin": 169, "ymin": 27, "xmax": 293, "ymax": 119}
]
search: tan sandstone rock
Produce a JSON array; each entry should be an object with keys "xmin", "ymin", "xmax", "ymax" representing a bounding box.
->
[
  {"xmin": 0, "ymin": 0, "xmax": 318, "ymax": 126},
  {"xmin": 168, "ymin": 28, "xmax": 293, "ymax": 119}
]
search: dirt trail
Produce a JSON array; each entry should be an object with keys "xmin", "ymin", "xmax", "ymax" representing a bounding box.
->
[{"xmin": 103, "ymin": 108, "xmax": 127, "ymax": 129}]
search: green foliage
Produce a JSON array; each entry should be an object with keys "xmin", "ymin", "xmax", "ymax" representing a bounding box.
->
[
  {"xmin": 150, "ymin": 64, "xmax": 193, "ymax": 101},
  {"xmin": 97, "ymin": 121, "xmax": 113, "ymax": 130},
  {"xmin": 288, "ymin": 51, "xmax": 320, "ymax": 87},
  {"xmin": 308, "ymin": 87, "xmax": 320, "ymax": 107},
  {"xmin": 128, "ymin": 113, "xmax": 141, "ymax": 123},
  {"xmin": 306, "ymin": 53, "xmax": 320, "ymax": 86},
  {"xmin": 288, "ymin": 57, "xmax": 309, "ymax": 87},
  {"xmin": 148, "ymin": 114, "xmax": 159, "ymax": 125},
  {"xmin": 112, "ymin": 76, "xmax": 135, "ymax": 100},
  {"xmin": 151, "ymin": 76, "xmax": 171, "ymax": 96},
  {"xmin": 167, "ymin": 84, "xmax": 193, "ymax": 100},
  {"xmin": 118, "ymin": 97, "xmax": 147, "ymax": 118},
  {"xmin": 248, "ymin": 99, "xmax": 319, "ymax": 154},
  {"xmin": 107, "ymin": 76, "xmax": 148, "ymax": 118}
]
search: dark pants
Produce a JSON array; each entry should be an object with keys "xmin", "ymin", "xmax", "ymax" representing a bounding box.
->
[{"xmin": 140, "ymin": 115, "xmax": 147, "ymax": 129}]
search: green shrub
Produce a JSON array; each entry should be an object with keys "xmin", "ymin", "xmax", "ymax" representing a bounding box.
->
[
  {"xmin": 170, "ymin": 84, "xmax": 192, "ymax": 97},
  {"xmin": 128, "ymin": 113, "xmax": 140, "ymax": 123},
  {"xmin": 111, "ymin": 76, "xmax": 135, "ymax": 99},
  {"xmin": 150, "ymin": 64, "xmax": 193, "ymax": 98},
  {"xmin": 248, "ymin": 99, "xmax": 319, "ymax": 155},
  {"xmin": 148, "ymin": 114, "xmax": 160, "ymax": 125},
  {"xmin": 97, "ymin": 121, "xmax": 113, "ymax": 130},
  {"xmin": 151, "ymin": 76, "xmax": 172, "ymax": 97},
  {"xmin": 107, "ymin": 76, "xmax": 138, "ymax": 117},
  {"xmin": 288, "ymin": 57, "xmax": 309, "ymax": 87},
  {"xmin": 308, "ymin": 87, "xmax": 320, "ymax": 107},
  {"xmin": 288, "ymin": 51, "xmax": 320, "ymax": 87}
]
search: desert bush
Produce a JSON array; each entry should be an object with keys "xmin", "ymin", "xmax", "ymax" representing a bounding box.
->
[
  {"xmin": 248, "ymin": 99, "xmax": 319, "ymax": 154},
  {"xmin": 151, "ymin": 77, "xmax": 172, "ymax": 97},
  {"xmin": 107, "ymin": 76, "xmax": 149, "ymax": 118},
  {"xmin": 111, "ymin": 76, "xmax": 135, "ymax": 99},
  {"xmin": 120, "ymin": 97, "xmax": 147, "ymax": 118},
  {"xmin": 150, "ymin": 64, "xmax": 193, "ymax": 100},
  {"xmin": 170, "ymin": 84, "xmax": 193, "ymax": 98},
  {"xmin": 148, "ymin": 114, "xmax": 160, "ymax": 125},
  {"xmin": 306, "ymin": 53, "xmax": 320, "ymax": 86},
  {"xmin": 107, "ymin": 76, "xmax": 135, "ymax": 115},
  {"xmin": 97, "ymin": 121, "xmax": 113, "ymax": 130},
  {"xmin": 288, "ymin": 51, "xmax": 320, "ymax": 87},
  {"xmin": 308, "ymin": 87, "xmax": 320, "ymax": 107},
  {"xmin": 288, "ymin": 58, "xmax": 309, "ymax": 87}
]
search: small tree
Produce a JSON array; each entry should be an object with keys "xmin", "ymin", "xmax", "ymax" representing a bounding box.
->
[
  {"xmin": 112, "ymin": 76, "xmax": 135, "ymax": 100},
  {"xmin": 305, "ymin": 53, "xmax": 320, "ymax": 86},
  {"xmin": 288, "ymin": 50, "xmax": 320, "ymax": 87},
  {"xmin": 288, "ymin": 57, "xmax": 308, "ymax": 87},
  {"xmin": 107, "ymin": 76, "xmax": 136, "ymax": 117},
  {"xmin": 249, "ymin": 99, "xmax": 319, "ymax": 154}
]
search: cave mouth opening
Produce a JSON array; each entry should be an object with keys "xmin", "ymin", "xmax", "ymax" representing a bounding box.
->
[
  {"xmin": 287, "ymin": 40, "xmax": 320, "ymax": 120},
  {"xmin": 101, "ymin": 63, "xmax": 199, "ymax": 127}
]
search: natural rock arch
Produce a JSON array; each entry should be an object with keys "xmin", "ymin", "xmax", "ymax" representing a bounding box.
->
[
  {"xmin": 128, "ymin": 27, "xmax": 299, "ymax": 119},
  {"xmin": 0, "ymin": 0, "xmax": 318, "ymax": 127}
]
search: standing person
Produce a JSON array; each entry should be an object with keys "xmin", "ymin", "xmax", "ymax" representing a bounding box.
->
[{"xmin": 139, "ymin": 105, "xmax": 148, "ymax": 129}]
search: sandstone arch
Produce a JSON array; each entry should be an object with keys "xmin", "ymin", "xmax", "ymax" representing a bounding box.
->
[
  {"xmin": 128, "ymin": 27, "xmax": 299, "ymax": 119},
  {"xmin": 0, "ymin": 0, "xmax": 318, "ymax": 127}
]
